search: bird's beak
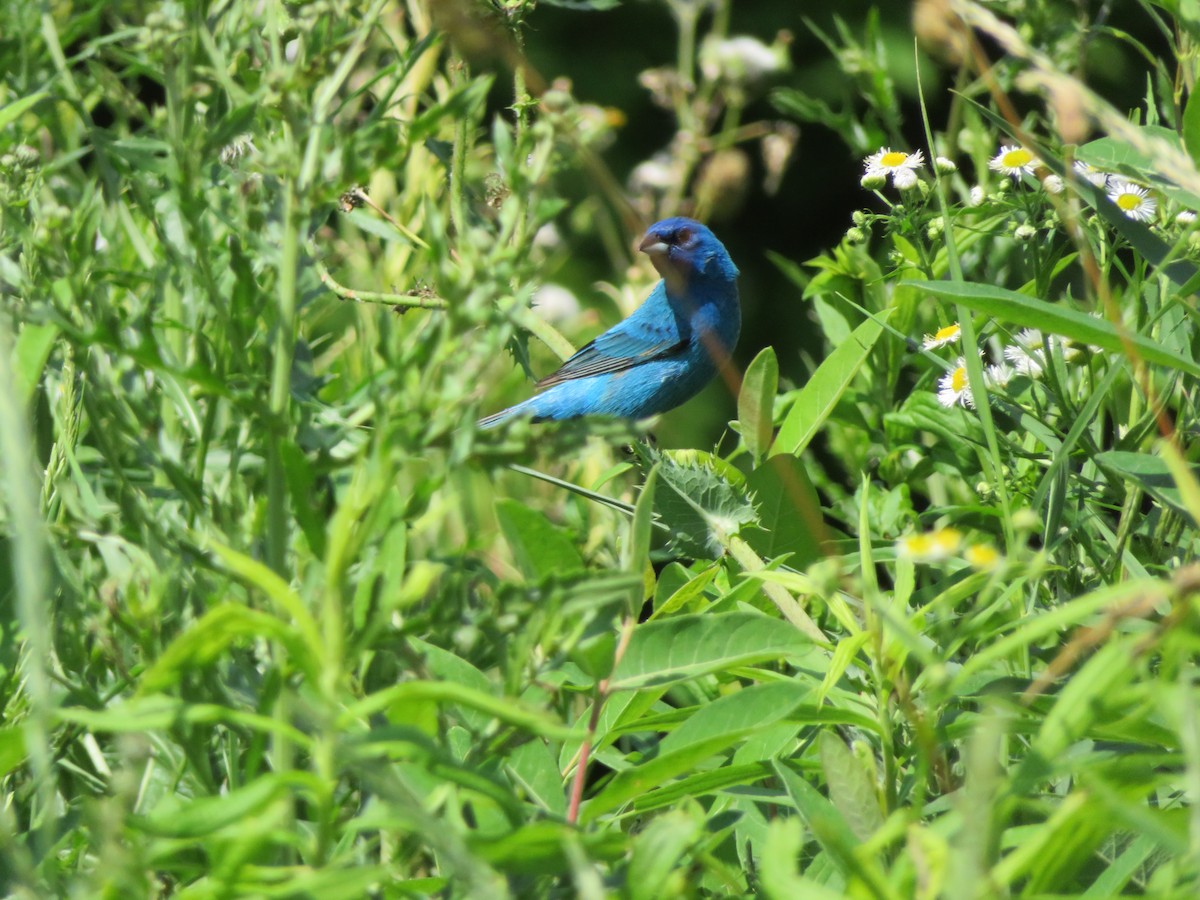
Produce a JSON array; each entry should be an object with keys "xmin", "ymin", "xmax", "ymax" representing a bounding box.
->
[{"xmin": 639, "ymin": 233, "xmax": 670, "ymax": 257}]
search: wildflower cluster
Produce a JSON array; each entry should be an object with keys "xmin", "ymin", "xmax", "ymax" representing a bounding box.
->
[
  {"xmin": 897, "ymin": 526, "xmax": 1000, "ymax": 570},
  {"xmin": 857, "ymin": 141, "xmax": 1187, "ymax": 229}
]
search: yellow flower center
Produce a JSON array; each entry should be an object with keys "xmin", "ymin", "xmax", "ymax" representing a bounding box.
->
[
  {"xmin": 951, "ymin": 367, "xmax": 968, "ymax": 391},
  {"xmin": 902, "ymin": 534, "xmax": 934, "ymax": 556},
  {"xmin": 931, "ymin": 528, "xmax": 962, "ymax": 553},
  {"xmin": 1002, "ymin": 148, "xmax": 1033, "ymax": 168},
  {"xmin": 880, "ymin": 151, "xmax": 909, "ymax": 167},
  {"xmin": 934, "ymin": 324, "xmax": 960, "ymax": 342},
  {"xmin": 965, "ymin": 544, "xmax": 1000, "ymax": 568},
  {"xmin": 1116, "ymin": 192, "xmax": 1142, "ymax": 211}
]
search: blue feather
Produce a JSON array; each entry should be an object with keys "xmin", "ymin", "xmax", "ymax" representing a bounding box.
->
[{"xmin": 479, "ymin": 217, "xmax": 740, "ymax": 428}]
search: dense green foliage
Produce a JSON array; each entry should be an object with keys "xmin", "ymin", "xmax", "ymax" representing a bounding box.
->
[{"xmin": 2, "ymin": 0, "xmax": 1200, "ymax": 896}]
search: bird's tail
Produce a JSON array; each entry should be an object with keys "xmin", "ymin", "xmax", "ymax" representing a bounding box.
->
[{"xmin": 476, "ymin": 396, "xmax": 539, "ymax": 429}]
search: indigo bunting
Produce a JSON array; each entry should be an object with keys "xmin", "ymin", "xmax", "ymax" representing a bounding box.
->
[{"xmin": 478, "ymin": 217, "xmax": 740, "ymax": 427}]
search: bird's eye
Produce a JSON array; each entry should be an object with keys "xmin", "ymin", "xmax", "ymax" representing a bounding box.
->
[{"xmin": 674, "ymin": 227, "xmax": 693, "ymax": 245}]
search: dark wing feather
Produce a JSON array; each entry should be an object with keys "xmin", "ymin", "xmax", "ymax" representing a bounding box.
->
[{"xmin": 536, "ymin": 329, "xmax": 686, "ymax": 388}]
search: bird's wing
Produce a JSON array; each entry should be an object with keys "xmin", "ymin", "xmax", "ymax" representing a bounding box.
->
[{"xmin": 536, "ymin": 284, "xmax": 686, "ymax": 388}]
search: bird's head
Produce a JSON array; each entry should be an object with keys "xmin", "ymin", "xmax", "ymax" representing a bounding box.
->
[{"xmin": 638, "ymin": 217, "xmax": 739, "ymax": 295}]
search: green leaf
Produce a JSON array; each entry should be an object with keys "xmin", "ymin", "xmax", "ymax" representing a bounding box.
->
[
  {"xmin": 624, "ymin": 465, "xmax": 658, "ymax": 612},
  {"xmin": 659, "ymin": 681, "xmax": 811, "ymax": 756},
  {"xmin": 1096, "ymin": 449, "xmax": 1200, "ymax": 521},
  {"xmin": 648, "ymin": 448, "xmax": 757, "ymax": 558},
  {"xmin": 12, "ymin": 322, "xmax": 58, "ymax": 408},
  {"xmin": 739, "ymin": 346, "xmax": 778, "ymax": 466},
  {"xmin": 0, "ymin": 726, "xmax": 26, "ymax": 779},
  {"xmin": 817, "ymin": 731, "xmax": 884, "ymax": 841},
  {"xmin": 581, "ymin": 732, "xmax": 752, "ymax": 821},
  {"xmin": 205, "ymin": 538, "xmax": 325, "ymax": 677},
  {"xmin": 608, "ymin": 611, "xmax": 812, "ymax": 691},
  {"xmin": 771, "ymin": 760, "xmax": 896, "ymax": 897},
  {"xmin": 772, "ymin": 312, "xmax": 890, "ymax": 456},
  {"xmin": 626, "ymin": 811, "xmax": 702, "ymax": 900},
  {"xmin": 495, "ymin": 498, "xmax": 584, "ymax": 579},
  {"xmin": 138, "ymin": 774, "xmax": 295, "ymax": 838},
  {"xmin": 139, "ymin": 603, "xmax": 310, "ymax": 692},
  {"xmin": 408, "ymin": 75, "xmax": 494, "ymax": 143},
  {"xmin": 410, "ymin": 637, "xmax": 495, "ymax": 731},
  {"xmin": 908, "ymin": 279, "xmax": 1200, "ymax": 377},
  {"xmin": 742, "ymin": 455, "xmax": 825, "ymax": 569},
  {"xmin": 506, "ymin": 739, "xmax": 568, "ymax": 817},
  {"xmin": 1184, "ymin": 88, "xmax": 1200, "ymax": 164},
  {"xmin": 0, "ymin": 90, "xmax": 47, "ymax": 131},
  {"xmin": 340, "ymin": 682, "xmax": 577, "ymax": 741}
]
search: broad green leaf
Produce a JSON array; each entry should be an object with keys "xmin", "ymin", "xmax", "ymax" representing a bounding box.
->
[
  {"xmin": 1160, "ymin": 439, "xmax": 1200, "ymax": 525},
  {"xmin": 624, "ymin": 465, "xmax": 658, "ymax": 612},
  {"xmin": 205, "ymin": 538, "xmax": 325, "ymax": 670},
  {"xmin": 759, "ymin": 818, "xmax": 847, "ymax": 900},
  {"xmin": 739, "ymin": 346, "xmax": 778, "ymax": 466},
  {"xmin": 1096, "ymin": 449, "xmax": 1200, "ymax": 521},
  {"xmin": 631, "ymin": 761, "xmax": 774, "ymax": 813},
  {"xmin": 626, "ymin": 811, "xmax": 702, "ymax": 900},
  {"xmin": 340, "ymin": 682, "xmax": 576, "ymax": 741},
  {"xmin": 1184, "ymin": 88, "xmax": 1200, "ymax": 164},
  {"xmin": 0, "ymin": 90, "xmax": 47, "ymax": 130},
  {"xmin": 772, "ymin": 312, "xmax": 890, "ymax": 456},
  {"xmin": 410, "ymin": 637, "xmax": 495, "ymax": 731},
  {"xmin": 12, "ymin": 322, "xmax": 58, "ymax": 408},
  {"xmin": 658, "ymin": 681, "xmax": 811, "ymax": 756},
  {"xmin": 649, "ymin": 563, "xmax": 718, "ymax": 620},
  {"xmin": 742, "ymin": 455, "xmax": 825, "ymax": 568},
  {"xmin": 581, "ymin": 732, "xmax": 755, "ymax": 821},
  {"xmin": 139, "ymin": 603, "xmax": 311, "ymax": 692},
  {"xmin": 506, "ymin": 739, "xmax": 567, "ymax": 817},
  {"xmin": 608, "ymin": 611, "xmax": 812, "ymax": 691},
  {"xmin": 818, "ymin": 731, "xmax": 884, "ymax": 841},
  {"xmin": 495, "ymin": 498, "xmax": 584, "ymax": 579},
  {"xmin": 640, "ymin": 447, "xmax": 757, "ymax": 558},
  {"xmin": 137, "ymin": 774, "xmax": 296, "ymax": 837},
  {"xmin": 0, "ymin": 727, "xmax": 26, "ymax": 779},
  {"xmin": 908, "ymin": 279, "xmax": 1200, "ymax": 377},
  {"xmin": 468, "ymin": 821, "xmax": 625, "ymax": 874},
  {"xmin": 771, "ymin": 760, "xmax": 897, "ymax": 898}
]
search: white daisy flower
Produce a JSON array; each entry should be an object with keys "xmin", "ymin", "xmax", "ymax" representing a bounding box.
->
[
  {"xmin": 1042, "ymin": 174, "xmax": 1064, "ymax": 195},
  {"xmin": 922, "ymin": 323, "xmax": 961, "ymax": 350},
  {"xmin": 1003, "ymin": 329, "xmax": 1047, "ymax": 377},
  {"xmin": 989, "ymin": 145, "xmax": 1039, "ymax": 177},
  {"xmin": 1107, "ymin": 180, "xmax": 1157, "ymax": 221},
  {"xmin": 968, "ymin": 185, "xmax": 985, "ymax": 207},
  {"xmin": 864, "ymin": 147, "xmax": 925, "ymax": 180},
  {"xmin": 984, "ymin": 363, "xmax": 1013, "ymax": 388},
  {"xmin": 1073, "ymin": 160, "xmax": 1109, "ymax": 188},
  {"xmin": 893, "ymin": 167, "xmax": 919, "ymax": 191},
  {"xmin": 937, "ymin": 358, "xmax": 975, "ymax": 408},
  {"xmin": 1177, "ymin": 210, "xmax": 1197, "ymax": 225}
]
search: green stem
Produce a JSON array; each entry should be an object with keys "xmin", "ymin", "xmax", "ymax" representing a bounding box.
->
[{"xmin": 726, "ymin": 536, "xmax": 827, "ymax": 643}]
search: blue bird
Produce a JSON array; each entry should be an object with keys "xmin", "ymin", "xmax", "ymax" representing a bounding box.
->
[{"xmin": 478, "ymin": 217, "xmax": 740, "ymax": 428}]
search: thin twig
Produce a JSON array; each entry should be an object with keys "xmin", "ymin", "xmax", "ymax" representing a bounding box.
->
[{"xmin": 309, "ymin": 241, "xmax": 448, "ymax": 310}]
